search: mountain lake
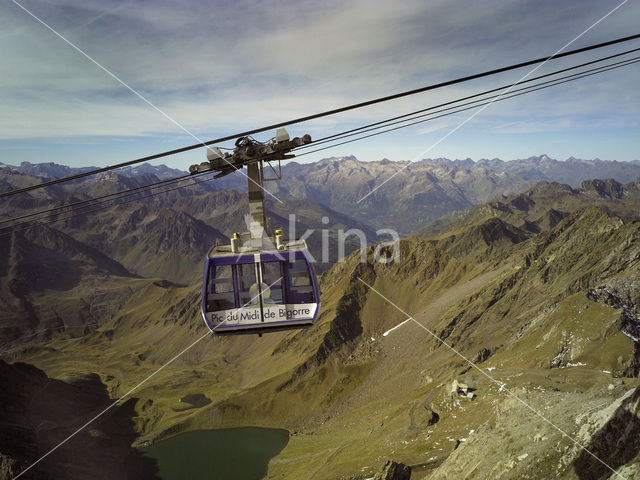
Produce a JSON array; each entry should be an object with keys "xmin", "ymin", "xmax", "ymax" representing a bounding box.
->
[{"xmin": 141, "ymin": 427, "xmax": 289, "ymax": 479}]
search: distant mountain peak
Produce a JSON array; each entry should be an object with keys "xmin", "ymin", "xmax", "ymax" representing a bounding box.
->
[
  {"xmin": 579, "ymin": 178, "xmax": 625, "ymax": 200},
  {"xmin": 0, "ymin": 161, "xmax": 98, "ymax": 179},
  {"xmin": 118, "ymin": 162, "xmax": 187, "ymax": 179},
  {"xmin": 420, "ymin": 158, "xmax": 476, "ymax": 168},
  {"xmin": 523, "ymin": 154, "xmax": 554, "ymax": 163}
]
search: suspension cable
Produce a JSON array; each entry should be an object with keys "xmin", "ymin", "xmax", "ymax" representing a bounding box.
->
[
  {"xmin": 1, "ymin": 34, "xmax": 638, "ymax": 199},
  {"xmin": 294, "ymin": 56, "xmax": 640, "ymax": 151},
  {"xmin": 3, "ymin": 54, "xmax": 638, "ymax": 231},
  {"xmin": 295, "ymin": 58, "xmax": 640, "ymax": 158},
  {"xmin": 0, "ymin": 173, "xmax": 194, "ymax": 227},
  {"xmin": 294, "ymin": 47, "xmax": 640, "ymax": 150},
  {"xmin": 0, "ymin": 172, "xmax": 219, "ymax": 238}
]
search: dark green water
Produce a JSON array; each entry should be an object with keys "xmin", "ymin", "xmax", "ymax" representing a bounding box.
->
[{"xmin": 142, "ymin": 427, "xmax": 289, "ymax": 480}]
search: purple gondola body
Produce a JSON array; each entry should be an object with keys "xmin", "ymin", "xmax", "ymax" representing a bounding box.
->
[{"xmin": 201, "ymin": 248, "xmax": 319, "ymax": 335}]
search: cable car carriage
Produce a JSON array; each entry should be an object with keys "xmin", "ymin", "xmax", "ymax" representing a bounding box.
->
[
  {"xmin": 203, "ymin": 238, "xmax": 318, "ymax": 335},
  {"xmin": 192, "ymin": 128, "xmax": 319, "ymax": 335}
]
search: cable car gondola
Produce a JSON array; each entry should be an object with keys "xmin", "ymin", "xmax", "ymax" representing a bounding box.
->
[
  {"xmin": 203, "ymin": 238, "xmax": 319, "ymax": 335},
  {"xmin": 191, "ymin": 129, "xmax": 319, "ymax": 335}
]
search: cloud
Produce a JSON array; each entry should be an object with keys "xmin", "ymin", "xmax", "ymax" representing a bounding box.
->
[
  {"xmin": 491, "ymin": 118, "xmax": 576, "ymax": 134},
  {"xmin": 416, "ymin": 118, "xmax": 462, "ymax": 135},
  {"xmin": 1, "ymin": 0, "xmax": 638, "ymax": 165}
]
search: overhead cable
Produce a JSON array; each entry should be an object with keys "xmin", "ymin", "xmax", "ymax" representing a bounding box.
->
[{"xmin": 1, "ymin": 34, "xmax": 638, "ymax": 199}]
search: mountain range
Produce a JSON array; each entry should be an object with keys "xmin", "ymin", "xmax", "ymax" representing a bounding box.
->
[
  {"xmin": 421, "ymin": 154, "xmax": 640, "ymax": 184},
  {"xmin": 1, "ymin": 157, "xmax": 640, "ymax": 479},
  {"xmin": 4, "ymin": 154, "xmax": 640, "ymax": 236},
  {"xmin": 191, "ymin": 154, "xmax": 640, "ymax": 235}
]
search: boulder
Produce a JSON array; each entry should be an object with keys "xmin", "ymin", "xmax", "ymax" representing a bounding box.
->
[
  {"xmin": 472, "ymin": 347, "xmax": 492, "ymax": 364},
  {"xmin": 373, "ymin": 460, "xmax": 411, "ymax": 480}
]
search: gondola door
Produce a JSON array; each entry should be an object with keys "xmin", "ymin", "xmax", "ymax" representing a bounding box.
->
[{"xmin": 235, "ymin": 255, "xmax": 263, "ymax": 325}]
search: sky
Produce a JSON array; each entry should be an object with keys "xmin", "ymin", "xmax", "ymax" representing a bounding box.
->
[{"xmin": 0, "ymin": 0, "xmax": 638, "ymax": 170}]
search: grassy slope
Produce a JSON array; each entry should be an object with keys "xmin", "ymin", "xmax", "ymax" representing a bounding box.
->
[{"xmin": 8, "ymin": 204, "xmax": 640, "ymax": 479}]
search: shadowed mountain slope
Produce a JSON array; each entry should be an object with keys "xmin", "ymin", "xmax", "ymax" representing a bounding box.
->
[
  {"xmin": 0, "ymin": 225, "xmax": 136, "ymax": 342},
  {"xmin": 416, "ymin": 179, "xmax": 640, "ymax": 246},
  {"xmin": 0, "ymin": 360, "xmax": 159, "ymax": 480},
  {"xmin": 58, "ymin": 204, "xmax": 228, "ymax": 284}
]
